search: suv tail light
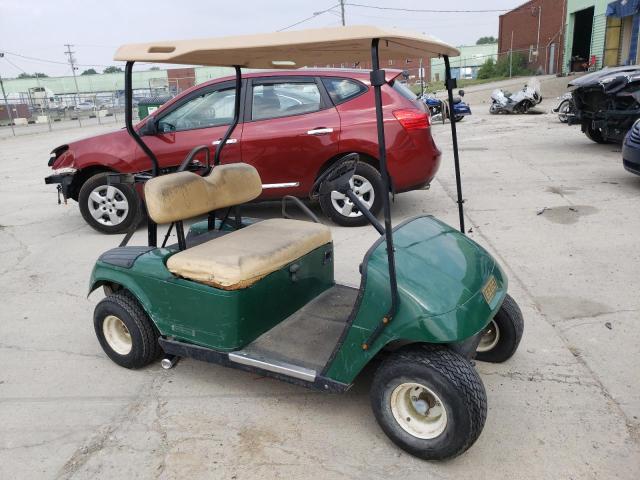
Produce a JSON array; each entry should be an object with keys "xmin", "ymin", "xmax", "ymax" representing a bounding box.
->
[{"xmin": 393, "ymin": 109, "xmax": 430, "ymax": 130}]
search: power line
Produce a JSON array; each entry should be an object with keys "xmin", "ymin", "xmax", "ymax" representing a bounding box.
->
[
  {"xmin": 277, "ymin": 4, "xmax": 340, "ymax": 31},
  {"xmin": 345, "ymin": 2, "xmax": 510, "ymax": 13},
  {"xmin": 0, "ymin": 49, "xmax": 110, "ymax": 67}
]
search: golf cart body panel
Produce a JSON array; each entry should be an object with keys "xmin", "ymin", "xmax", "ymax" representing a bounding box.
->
[
  {"xmin": 323, "ymin": 216, "xmax": 506, "ymax": 384},
  {"xmin": 90, "ymin": 242, "xmax": 335, "ymax": 350},
  {"xmin": 89, "ymin": 215, "xmax": 505, "ymax": 386}
]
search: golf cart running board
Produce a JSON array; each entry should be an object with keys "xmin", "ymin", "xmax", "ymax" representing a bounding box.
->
[
  {"xmin": 158, "ymin": 337, "xmax": 349, "ymax": 393},
  {"xmin": 229, "ymin": 351, "xmax": 316, "ymax": 382}
]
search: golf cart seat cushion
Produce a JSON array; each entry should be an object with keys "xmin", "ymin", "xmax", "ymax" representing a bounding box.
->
[
  {"xmin": 144, "ymin": 163, "xmax": 262, "ymax": 224},
  {"xmin": 166, "ymin": 218, "xmax": 332, "ymax": 290}
]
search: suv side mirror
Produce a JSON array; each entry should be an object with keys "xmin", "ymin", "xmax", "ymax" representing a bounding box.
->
[
  {"xmin": 139, "ymin": 117, "xmax": 158, "ymax": 136},
  {"xmin": 458, "ymin": 89, "xmax": 465, "ymax": 97}
]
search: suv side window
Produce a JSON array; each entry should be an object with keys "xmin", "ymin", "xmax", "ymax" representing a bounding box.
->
[
  {"xmin": 322, "ymin": 78, "xmax": 367, "ymax": 105},
  {"xmin": 251, "ymin": 82, "xmax": 321, "ymax": 121},
  {"xmin": 157, "ymin": 88, "xmax": 235, "ymax": 132}
]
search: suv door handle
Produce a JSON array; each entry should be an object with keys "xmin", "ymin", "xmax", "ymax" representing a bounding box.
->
[
  {"xmin": 212, "ymin": 138, "xmax": 238, "ymax": 145},
  {"xmin": 307, "ymin": 128, "xmax": 334, "ymax": 135}
]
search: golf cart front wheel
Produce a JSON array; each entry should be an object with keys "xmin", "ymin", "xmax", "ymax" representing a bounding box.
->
[
  {"xmin": 475, "ymin": 294, "xmax": 524, "ymax": 363},
  {"xmin": 94, "ymin": 290, "xmax": 161, "ymax": 369},
  {"xmin": 370, "ymin": 345, "xmax": 487, "ymax": 460},
  {"xmin": 319, "ymin": 162, "xmax": 382, "ymax": 227}
]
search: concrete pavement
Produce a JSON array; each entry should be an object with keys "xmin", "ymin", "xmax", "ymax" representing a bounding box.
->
[{"xmin": 0, "ymin": 101, "xmax": 639, "ymax": 479}]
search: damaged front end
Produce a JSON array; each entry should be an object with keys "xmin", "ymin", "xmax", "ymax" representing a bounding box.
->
[{"xmin": 568, "ymin": 65, "xmax": 640, "ymax": 143}]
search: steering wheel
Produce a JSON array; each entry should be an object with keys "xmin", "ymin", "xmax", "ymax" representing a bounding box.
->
[
  {"xmin": 315, "ymin": 153, "xmax": 360, "ymax": 196},
  {"xmin": 177, "ymin": 145, "xmax": 211, "ymax": 173}
]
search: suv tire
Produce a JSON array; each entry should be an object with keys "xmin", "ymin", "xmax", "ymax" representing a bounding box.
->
[
  {"xmin": 319, "ymin": 162, "xmax": 383, "ymax": 227},
  {"xmin": 78, "ymin": 172, "xmax": 142, "ymax": 234}
]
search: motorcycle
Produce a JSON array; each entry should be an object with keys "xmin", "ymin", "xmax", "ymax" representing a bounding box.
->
[
  {"xmin": 551, "ymin": 92, "xmax": 575, "ymax": 123},
  {"xmin": 489, "ymin": 79, "xmax": 542, "ymax": 114},
  {"xmin": 420, "ymin": 89, "xmax": 472, "ymax": 123}
]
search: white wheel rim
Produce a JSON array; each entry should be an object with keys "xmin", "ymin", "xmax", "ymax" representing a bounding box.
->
[
  {"xmin": 103, "ymin": 315, "xmax": 132, "ymax": 355},
  {"xmin": 477, "ymin": 319, "xmax": 500, "ymax": 353},
  {"xmin": 390, "ymin": 382, "xmax": 448, "ymax": 440},
  {"xmin": 330, "ymin": 174, "xmax": 375, "ymax": 218},
  {"xmin": 87, "ymin": 184, "xmax": 129, "ymax": 226}
]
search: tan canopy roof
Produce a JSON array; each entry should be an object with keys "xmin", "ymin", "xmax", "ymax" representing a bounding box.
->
[{"xmin": 114, "ymin": 25, "xmax": 459, "ymax": 68}]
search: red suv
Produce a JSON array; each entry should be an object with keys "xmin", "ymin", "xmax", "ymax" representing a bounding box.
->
[{"xmin": 45, "ymin": 69, "xmax": 441, "ymax": 233}]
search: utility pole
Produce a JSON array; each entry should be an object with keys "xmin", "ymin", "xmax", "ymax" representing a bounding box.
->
[
  {"xmin": 509, "ymin": 31, "xmax": 514, "ymax": 78},
  {"xmin": 340, "ymin": 0, "xmax": 346, "ymax": 26},
  {"xmin": 64, "ymin": 44, "xmax": 81, "ymax": 106},
  {"xmin": 536, "ymin": 5, "xmax": 542, "ymax": 62}
]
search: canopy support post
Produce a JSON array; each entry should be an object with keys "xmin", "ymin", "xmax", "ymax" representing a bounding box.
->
[
  {"xmin": 361, "ymin": 38, "xmax": 399, "ymax": 351},
  {"xmin": 207, "ymin": 65, "xmax": 242, "ymax": 230},
  {"xmin": 213, "ymin": 65, "xmax": 242, "ymax": 166},
  {"xmin": 443, "ymin": 55, "xmax": 465, "ymax": 234},
  {"xmin": 124, "ymin": 61, "xmax": 157, "ymax": 246}
]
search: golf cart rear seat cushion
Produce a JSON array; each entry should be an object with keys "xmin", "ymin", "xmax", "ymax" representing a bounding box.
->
[
  {"xmin": 166, "ymin": 218, "xmax": 332, "ymax": 290},
  {"xmin": 144, "ymin": 163, "xmax": 262, "ymax": 224}
]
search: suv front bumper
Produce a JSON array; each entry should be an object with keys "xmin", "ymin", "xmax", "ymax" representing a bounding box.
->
[{"xmin": 45, "ymin": 170, "xmax": 76, "ymax": 203}]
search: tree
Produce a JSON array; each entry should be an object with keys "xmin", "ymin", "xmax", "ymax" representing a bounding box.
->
[
  {"xmin": 477, "ymin": 58, "xmax": 496, "ymax": 79},
  {"xmin": 17, "ymin": 72, "xmax": 48, "ymax": 79},
  {"xmin": 103, "ymin": 66, "xmax": 123, "ymax": 74},
  {"xmin": 81, "ymin": 68, "xmax": 97, "ymax": 75},
  {"xmin": 476, "ymin": 36, "xmax": 497, "ymax": 45}
]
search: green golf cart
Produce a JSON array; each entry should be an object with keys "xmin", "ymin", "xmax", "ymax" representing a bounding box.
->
[{"xmin": 89, "ymin": 26, "xmax": 524, "ymax": 460}]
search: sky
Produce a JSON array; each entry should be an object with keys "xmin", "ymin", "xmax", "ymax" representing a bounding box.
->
[{"xmin": 0, "ymin": 0, "xmax": 523, "ymax": 78}]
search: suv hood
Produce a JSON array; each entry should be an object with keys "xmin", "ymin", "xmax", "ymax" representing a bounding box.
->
[{"xmin": 569, "ymin": 65, "xmax": 640, "ymax": 89}]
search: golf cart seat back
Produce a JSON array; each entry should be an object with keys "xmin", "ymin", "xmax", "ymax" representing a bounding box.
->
[
  {"xmin": 144, "ymin": 163, "xmax": 262, "ymax": 224},
  {"xmin": 166, "ymin": 219, "xmax": 332, "ymax": 290}
]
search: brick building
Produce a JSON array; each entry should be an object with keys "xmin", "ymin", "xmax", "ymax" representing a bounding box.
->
[
  {"xmin": 167, "ymin": 67, "xmax": 196, "ymax": 94},
  {"xmin": 498, "ymin": 0, "xmax": 567, "ymax": 74}
]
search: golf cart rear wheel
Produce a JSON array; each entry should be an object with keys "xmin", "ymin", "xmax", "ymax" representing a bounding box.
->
[
  {"xmin": 475, "ymin": 294, "xmax": 524, "ymax": 363},
  {"xmin": 370, "ymin": 345, "xmax": 487, "ymax": 460},
  {"xmin": 94, "ymin": 290, "xmax": 161, "ymax": 369},
  {"xmin": 79, "ymin": 172, "xmax": 142, "ymax": 234},
  {"xmin": 319, "ymin": 162, "xmax": 382, "ymax": 226}
]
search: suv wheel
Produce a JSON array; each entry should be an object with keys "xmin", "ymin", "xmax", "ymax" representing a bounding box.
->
[
  {"xmin": 585, "ymin": 124, "xmax": 610, "ymax": 144},
  {"xmin": 78, "ymin": 172, "xmax": 141, "ymax": 234},
  {"xmin": 319, "ymin": 162, "xmax": 383, "ymax": 227}
]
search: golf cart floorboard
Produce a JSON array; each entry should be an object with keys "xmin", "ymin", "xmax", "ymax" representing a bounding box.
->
[{"xmin": 234, "ymin": 284, "xmax": 358, "ymax": 373}]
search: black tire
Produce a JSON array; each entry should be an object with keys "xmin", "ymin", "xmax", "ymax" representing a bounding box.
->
[
  {"xmin": 370, "ymin": 344, "xmax": 487, "ymax": 460},
  {"xmin": 94, "ymin": 290, "xmax": 161, "ymax": 369},
  {"xmin": 584, "ymin": 124, "xmax": 610, "ymax": 144},
  {"xmin": 475, "ymin": 294, "xmax": 524, "ymax": 363},
  {"xmin": 319, "ymin": 162, "xmax": 383, "ymax": 227},
  {"xmin": 78, "ymin": 172, "xmax": 142, "ymax": 234},
  {"xmin": 557, "ymin": 100, "xmax": 572, "ymax": 123},
  {"xmin": 453, "ymin": 115, "xmax": 465, "ymax": 122}
]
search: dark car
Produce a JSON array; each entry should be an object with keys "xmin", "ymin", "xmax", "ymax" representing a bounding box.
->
[
  {"xmin": 622, "ymin": 119, "xmax": 640, "ymax": 175},
  {"xmin": 568, "ymin": 65, "xmax": 640, "ymax": 144},
  {"xmin": 45, "ymin": 69, "xmax": 441, "ymax": 233}
]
